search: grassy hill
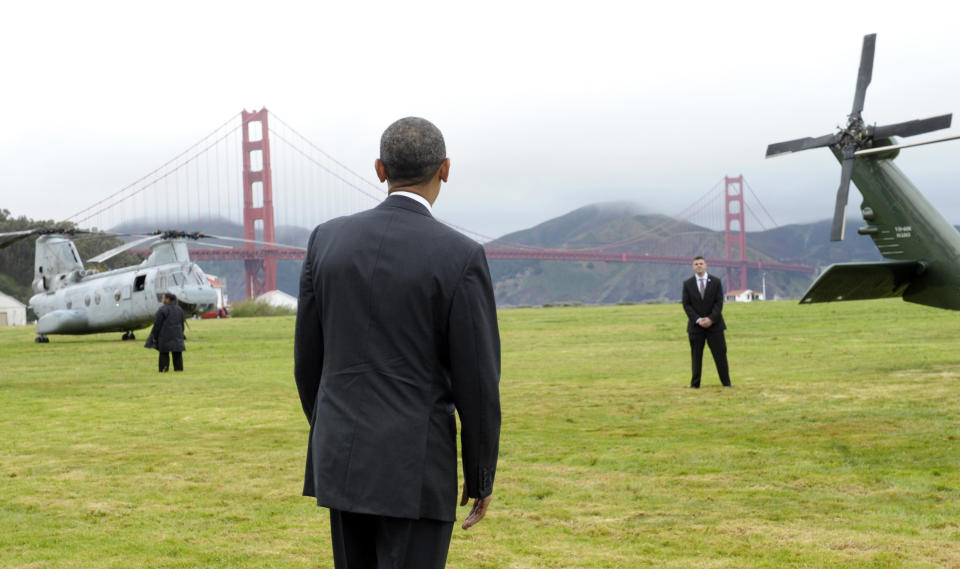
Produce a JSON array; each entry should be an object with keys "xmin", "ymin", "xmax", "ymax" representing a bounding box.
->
[{"xmin": 1, "ymin": 300, "xmax": 958, "ymax": 567}]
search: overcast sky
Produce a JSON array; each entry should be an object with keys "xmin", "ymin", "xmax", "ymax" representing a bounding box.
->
[{"xmin": 2, "ymin": 0, "xmax": 959, "ymax": 240}]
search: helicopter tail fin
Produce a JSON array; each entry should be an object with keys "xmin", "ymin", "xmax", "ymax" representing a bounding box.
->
[
  {"xmin": 33, "ymin": 235, "xmax": 86, "ymax": 293},
  {"xmin": 800, "ymin": 261, "xmax": 924, "ymax": 304}
]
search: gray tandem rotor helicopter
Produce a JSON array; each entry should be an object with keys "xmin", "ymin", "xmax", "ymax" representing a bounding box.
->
[
  {"xmin": 767, "ymin": 33, "xmax": 960, "ymax": 310},
  {"xmin": 0, "ymin": 229, "xmax": 305, "ymax": 342}
]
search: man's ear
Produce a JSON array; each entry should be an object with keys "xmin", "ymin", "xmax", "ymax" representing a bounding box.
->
[
  {"xmin": 438, "ymin": 158, "xmax": 451, "ymax": 183},
  {"xmin": 375, "ymin": 159, "xmax": 388, "ymax": 183}
]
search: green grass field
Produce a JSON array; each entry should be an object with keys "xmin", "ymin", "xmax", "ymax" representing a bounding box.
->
[{"xmin": 1, "ymin": 299, "xmax": 959, "ymax": 568}]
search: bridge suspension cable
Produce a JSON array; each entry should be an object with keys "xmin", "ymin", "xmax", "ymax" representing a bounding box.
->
[{"xmin": 63, "ymin": 113, "xmax": 241, "ymax": 227}]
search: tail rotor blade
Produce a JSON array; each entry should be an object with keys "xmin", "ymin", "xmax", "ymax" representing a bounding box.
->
[
  {"xmin": 850, "ymin": 34, "xmax": 876, "ymax": 119},
  {"xmin": 766, "ymin": 132, "xmax": 838, "ymax": 158},
  {"xmin": 830, "ymin": 158, "xmax": 855, "ymax": 241},
  {"xmin": 871, "ymin": 114, "xmax": 952, "ymax": 140}
]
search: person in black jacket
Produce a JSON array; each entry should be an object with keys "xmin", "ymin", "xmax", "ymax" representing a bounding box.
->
[
  {"xmin": 149, "ymin": 292, "xmax": 186, "ymax": 372},
  {"xmin": 681, "ymin": 256, "xmax": 732, "ymax": 388},
  {"xmin": 294, "ymin": 117, "xmax": 501, "ymax": 569}
]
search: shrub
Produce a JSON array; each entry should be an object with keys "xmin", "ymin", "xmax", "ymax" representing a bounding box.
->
[{"xmin": 228, "ymin": 299, "xmax": 296, "ymax": 318}]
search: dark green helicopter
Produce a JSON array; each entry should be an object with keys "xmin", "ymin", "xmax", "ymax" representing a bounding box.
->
[{"xmin": 767, "ymin": 33, "xmax": 960, "ymax": 310}]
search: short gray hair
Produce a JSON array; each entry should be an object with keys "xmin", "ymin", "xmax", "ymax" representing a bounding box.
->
[{"xmin": 379, "ymin": 117, "xmax": 446, "ymax": 185}]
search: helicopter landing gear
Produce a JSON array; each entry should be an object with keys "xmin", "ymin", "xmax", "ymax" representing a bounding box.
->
[
  {"xmin": 121, "ymin": 331, "xmax": 136, "ymax": 341},
  {"xmin": 34, "ymin": 335, "xmax": 49, "ymax": 344}
]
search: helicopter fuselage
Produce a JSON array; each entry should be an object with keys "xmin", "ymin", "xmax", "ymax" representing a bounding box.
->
[
  {"xmin": 800, "ymin": 146, "xmax": 960, "ymax": 310},
  {"xmin": 28, "ymin": 238, "xmax": 217, "ymax": 336}
]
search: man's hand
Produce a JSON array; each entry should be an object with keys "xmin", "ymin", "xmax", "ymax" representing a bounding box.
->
[
  {"xmin": 699, "ymin": 317, "xmax": 713, "ymax": 328},
  {"xmin": 460, "ymin": 487, "xmax": 492, "ymax": 530}
]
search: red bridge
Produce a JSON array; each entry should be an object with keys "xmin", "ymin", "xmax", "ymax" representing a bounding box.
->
[{"xmin": 66, "ymin": 108, "xmax": 813, "ymax": 299}]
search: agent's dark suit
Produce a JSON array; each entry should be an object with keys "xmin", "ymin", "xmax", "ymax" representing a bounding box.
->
[
  {"xmin": 681, "ymin": 274, "xmax": 731, "ymax": 387},
  {"xmin": 295, "ymin": 195, "xmax": 501, "ymax": 568}
]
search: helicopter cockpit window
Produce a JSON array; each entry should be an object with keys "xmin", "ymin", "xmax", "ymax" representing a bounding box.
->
[
  {"xmin": 134, "ymin": 275, "xmax": 146, "ymax": 292},
  {"xmin": 171, "ymin": 273, "xmax": 182, "ymax": 286}
]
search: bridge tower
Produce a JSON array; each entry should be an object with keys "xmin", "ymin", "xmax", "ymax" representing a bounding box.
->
[
  {"xmin": 724, "ymin": 175, "xmax": 748, "ymax": 292},
  {"xmin": 241, "ymin": 108, "xmax": 277, "ymax": 299}
]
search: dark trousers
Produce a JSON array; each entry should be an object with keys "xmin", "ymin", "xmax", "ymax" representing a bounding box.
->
[
  {"xmin": 689, "ymin": 329, "xmax": 731, "ymax": 387},
  {"xmin": 158, "ymin": 352, "xmax": 183, "ymax": 372},
  {"xmin": 329, "ymin": 509, "xmax": 454, "ymax": 569}
]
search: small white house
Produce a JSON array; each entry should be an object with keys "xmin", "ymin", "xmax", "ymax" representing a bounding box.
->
[
  {"xmin": 0, "ymin": 291, "xmax": 27, "ymax": 326},
  {"xmin": 256, "ymin": 289, "xmax": 298, "ymax": 310},
  {"xmin": 725, "ymin": 289, "xmax": 765, "ymax": 303}
]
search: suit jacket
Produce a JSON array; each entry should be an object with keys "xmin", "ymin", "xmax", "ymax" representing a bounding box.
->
[
  {"xmin": 682, "ymin": 274, "xmax": 726, "ymax": 333},
  {"xmin": 294, "ymin": 195, "xmax": 501, "ymax": 523}
]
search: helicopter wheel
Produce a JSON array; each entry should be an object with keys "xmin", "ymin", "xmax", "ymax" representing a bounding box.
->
[
  {"xmin": 35, "ymin": 335, "xmax": 49, "ymax": 344},
  {"xmin": 121, "ymin": 331, "xmax": 133, "ymax": 341}
]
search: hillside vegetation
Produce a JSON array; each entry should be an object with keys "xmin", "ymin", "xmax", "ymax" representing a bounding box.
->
[{"xmin": 1, "ymin": 299, "xmax": 958, "ymax": 567}]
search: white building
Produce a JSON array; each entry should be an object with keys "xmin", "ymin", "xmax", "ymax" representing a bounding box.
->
[
  {"xmin": 725, "ymin": 289, "xmax": 765, "ymax": 303},
  {"xmin": 0, "ymin": 291, "xmax": 27, "ymax": 326},
  {"xmin": 256, "ymin": 289, "xmax": 298, "ymax": 310}
]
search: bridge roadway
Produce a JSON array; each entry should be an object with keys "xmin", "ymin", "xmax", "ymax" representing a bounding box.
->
[{"xmin": 180, "ymin": 248, "xmax": 815, "ymax": 274}]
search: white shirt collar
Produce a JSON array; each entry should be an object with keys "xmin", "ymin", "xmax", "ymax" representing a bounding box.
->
[
  {"xmin": 389, "ymin": 191, "xmax": 432, "ymax": 214},
  {"xmin": 697, "ymin": 273, "xmax": 709, "ymax": 281}
]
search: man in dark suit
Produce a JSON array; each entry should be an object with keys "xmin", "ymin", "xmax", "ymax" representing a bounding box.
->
[
  {"xmin": 681, "ymin": 256, "xmax": 732, "ymax": 388},
  {"xmin": 294, "ymin": 117, "xmax": 501, "ymax": 569}
]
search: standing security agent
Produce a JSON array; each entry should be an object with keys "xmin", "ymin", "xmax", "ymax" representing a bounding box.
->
[
  {"xmin": 295, "ymin": 117, "xmax": 502, "ymax": 569},
  {"xmin": 149, "ymin": 292, "xmax": 185, "ymax": 372},
  {"xmin": 682, "ymin": 256, "xmax": 732, "ymax": 388}
]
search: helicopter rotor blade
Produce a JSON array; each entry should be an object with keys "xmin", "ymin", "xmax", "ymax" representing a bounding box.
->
[
  {"xmin": 765, "ymin": 132, "xmax": 838, "ymax": 158},
  {"xmin": 850, "ymin": 33, "xmax": 876, "ymax": 119},
  {"xmin": 0, "ymin": 227, "xmax": 92, "ymax": 249},
  {"xmin": 870, "ymin": 114, "xmax": 953, "ymax": 140},
  {"xmin": 855, "ymin": 132, "xmax": 960, "ymax": 156},
  {"xmin": 830, "ymin": 158, "xmax": 855, "ymax": 242},
  {"xmin": 201, "ymin": 233, "xmax": 307, "ymax": 251},
  {"xmin": 87, "ymin": 234, "xmax": 159, "ymax": 264},
  {"xmin": 184, "ymin": 241, "xmax": 234, "ymax": 250},
  {"xmin": 0, "ymin": 229, "xmax": 43, "ymax": 249}
]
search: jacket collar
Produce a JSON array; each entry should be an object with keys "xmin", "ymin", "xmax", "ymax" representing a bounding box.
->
[{"xmin": 378, "ymin": 194, "xmax": 433, "ymax": 218}]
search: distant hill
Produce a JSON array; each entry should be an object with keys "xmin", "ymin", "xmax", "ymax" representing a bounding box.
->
[
  {"xmin": 486, "ymin": 202, "xmax": 885, "ymax": 306},
  {"xmin": 107, "ymin": 205, "xmax": 898, "ymax": 307}
]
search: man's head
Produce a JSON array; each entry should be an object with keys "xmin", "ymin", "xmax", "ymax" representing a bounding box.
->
[
  {"xmin": 375, "ymin": 117, "xmax": 449, "ymax": 197},
  {"xmin": 692, "ymin": 256, "xmax": 707, "ymax": 277},
  {"xmin": 163, "ymin": 292, "xmax": 177, "ymax": 304}
]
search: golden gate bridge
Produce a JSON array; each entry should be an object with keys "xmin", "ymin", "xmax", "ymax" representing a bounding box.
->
[{"xmin": 64, "ymin": 108, "xmax": 814, "ymax": 299}]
